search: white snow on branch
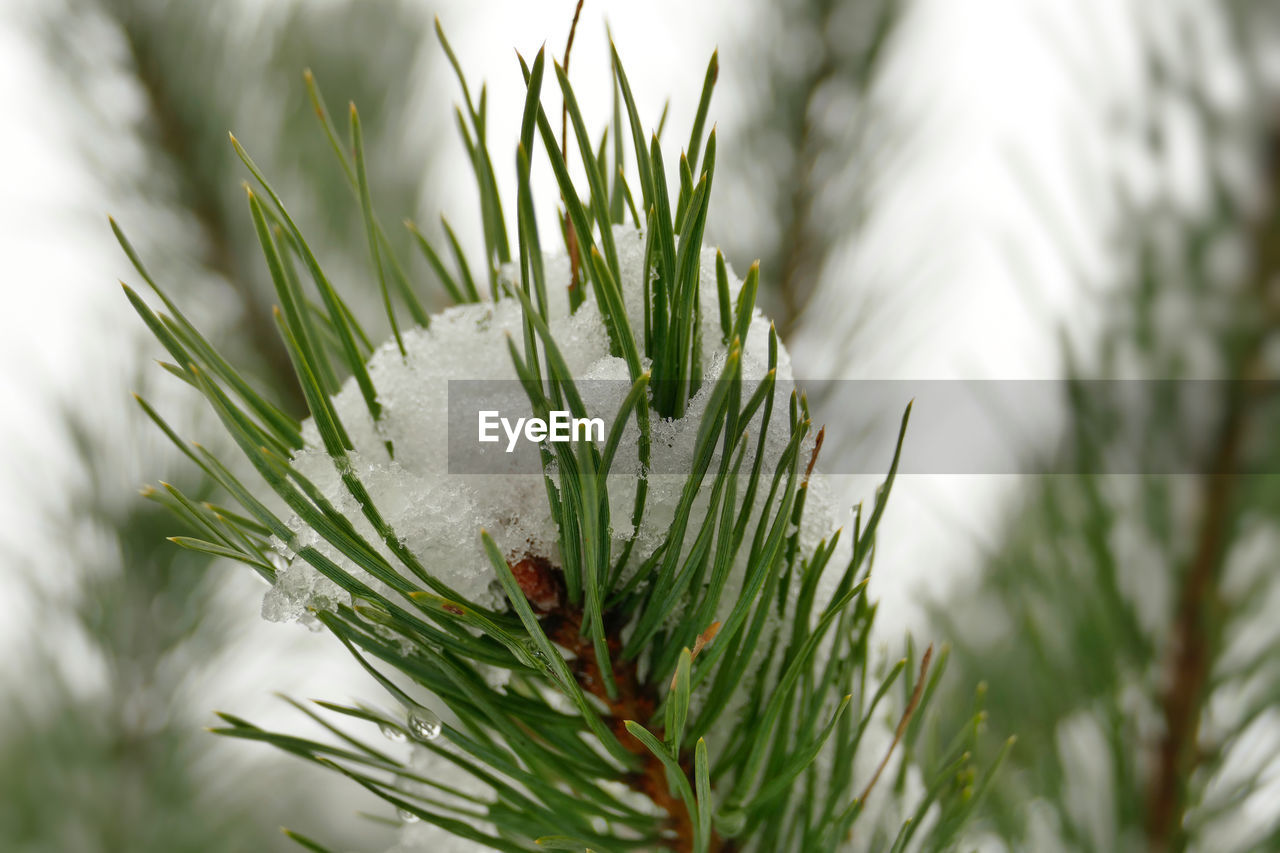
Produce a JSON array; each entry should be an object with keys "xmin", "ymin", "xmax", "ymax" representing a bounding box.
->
[{"xmin": 264, "ymin": 227, "xmax": 848, "ymax": 639}]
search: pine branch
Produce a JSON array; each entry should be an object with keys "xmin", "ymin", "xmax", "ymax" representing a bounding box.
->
[
  {"xmin": 1145, "ymin": 125, "xmax": 1280, "ymax": 853},
  {"xmin": 728, "ymin": 0, "xmax": 900, "ymax": 333},
  {"xmin": 935, "ymin": 10, "xmax": 1280, "ymax": 851},
  {"xmin": 15, "ymin": 2, "xmax": 438, "ymax": 849},
  {"xmin": 107, "ymin": 1, "xmax": 303, "ymax": 409},
  {"xmin": 114, "ymin": 22, "xmax": 990, "ymax": 852}
]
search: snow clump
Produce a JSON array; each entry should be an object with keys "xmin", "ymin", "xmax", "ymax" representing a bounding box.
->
[{"xmin": 262, "ymin": 227, "xmax": 849, "ymax": 635}]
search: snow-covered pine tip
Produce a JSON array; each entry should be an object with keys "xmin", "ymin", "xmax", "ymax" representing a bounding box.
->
[
  {"xmin": 265, "ymin": 226, "xmax": 849, "ymax": 638},
  {"xmin": 121, "ymin": 39, "xmax": 953, "ymax": 853}
]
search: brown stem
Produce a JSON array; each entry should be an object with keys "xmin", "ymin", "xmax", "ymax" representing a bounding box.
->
[
  {"xmin": 560, "ymin": 0, "xmax": 586, "ymax": 155},
  {"xmin": 772, "ymin": 52, "xmax": 833, "ymax": 335},
  {"xmin": 764, "ymin": 0, "xmax": 898, "ymax": 335},
  {"xmin": 513, "ymin": 555, "xmax": 714, "ymax": 851},
  {"xmin": 858, "ymin": 644, "xmax": 932, "ymax": 808},
  {"xmin": 1144, "ymin": 408, "xmax": 1243, "ymax": 853},
  {"xmin": 114, "ymin": 14, "xmax": 305, "ymax": 412},
  {"xmin": 1144, "ymin": 129, "xmax": 1280, "ymax": 852},
  {"xmin": 547, "ymin": 603, "xmax": 703, "ymax": 849}
]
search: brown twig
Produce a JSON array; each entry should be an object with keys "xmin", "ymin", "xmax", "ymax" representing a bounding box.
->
[
  {"xmin": 857, "ymin": 644, "xmax": 933, "ymax": 807},
  {"xmin": 1144, "ymin": 127, "xmax": 1280, "ymax": 852},
  {"xmin": 549, "ymin": 603, "xmax": 700, "ymax": 848},
  {"xmin": 513, "ymin": 554, "xmax": 712, "ymax": 851},
  {"xmin": 766, "ymin": 1, "xmax": 898, "ymax": 336},
  {"xmin": 803, "ymin": 426, "xmax": 826, "ymax": 486},
  {"xmin": 1144, "ymin": 410, "xmax": 1243, "ymax": 853},
  {"xmin": 117, "ymin": 21, "xmax": 305, "ymax": 413},
  {"xmin": 560, "ymin": 0, "xmax": 586, "ymax": 160}
]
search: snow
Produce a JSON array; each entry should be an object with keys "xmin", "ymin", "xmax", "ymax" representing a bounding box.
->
[{"xmin": 263, "ymin": 226, "xmax": 850, "ymax": 630}]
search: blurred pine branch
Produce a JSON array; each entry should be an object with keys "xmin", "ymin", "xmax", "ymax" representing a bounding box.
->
[
  {"xmin": 937, "ymin": 4, "xmax": 1280, "ymax": 851},
  {"xmin": 719, "ymin": 0, "xmax": 900, "ymax": 334},
  {"xmin": 0, "ymin": 392, "xmax": 286, "ymax": 852},
  {"xmin": 0, "ymin": 1, "xmax": 442, "ymax": 849}
]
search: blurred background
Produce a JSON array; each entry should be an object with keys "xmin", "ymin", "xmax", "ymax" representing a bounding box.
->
[{"xmin": 1, "ymin": 0, "xmax": 1278, "ymax": 850}]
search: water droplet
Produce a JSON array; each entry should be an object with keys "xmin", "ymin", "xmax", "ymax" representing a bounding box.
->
[
  {"xmin": 396, "ymin": 807, "xmax": 420, "ymax": 823},
  {"xmin": 717, "ymin": 807, "xmax": 746, "ymax": 835},
  {"xmin": 407, "ymin": 707, "xmax": 442, "ymax": 741},
  {"xmin": 522, "ymin": 639, "xmax": 556, "ymax": 676},
  {"xmin": 379, "ymin": 723, "xmax": 406, "ymax": 743}
]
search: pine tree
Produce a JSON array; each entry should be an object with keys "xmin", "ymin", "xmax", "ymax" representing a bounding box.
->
[
  {"xmin": 117, "ymin": 24, "xmax": 999, "ymax": 852},
  {"xmin": 937, "ymin": 3, "xmax": 1280, "ymax": 850},
  {"xmin": 0, "ymin": 1, "xmax": 439, "ymax": 849}
]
